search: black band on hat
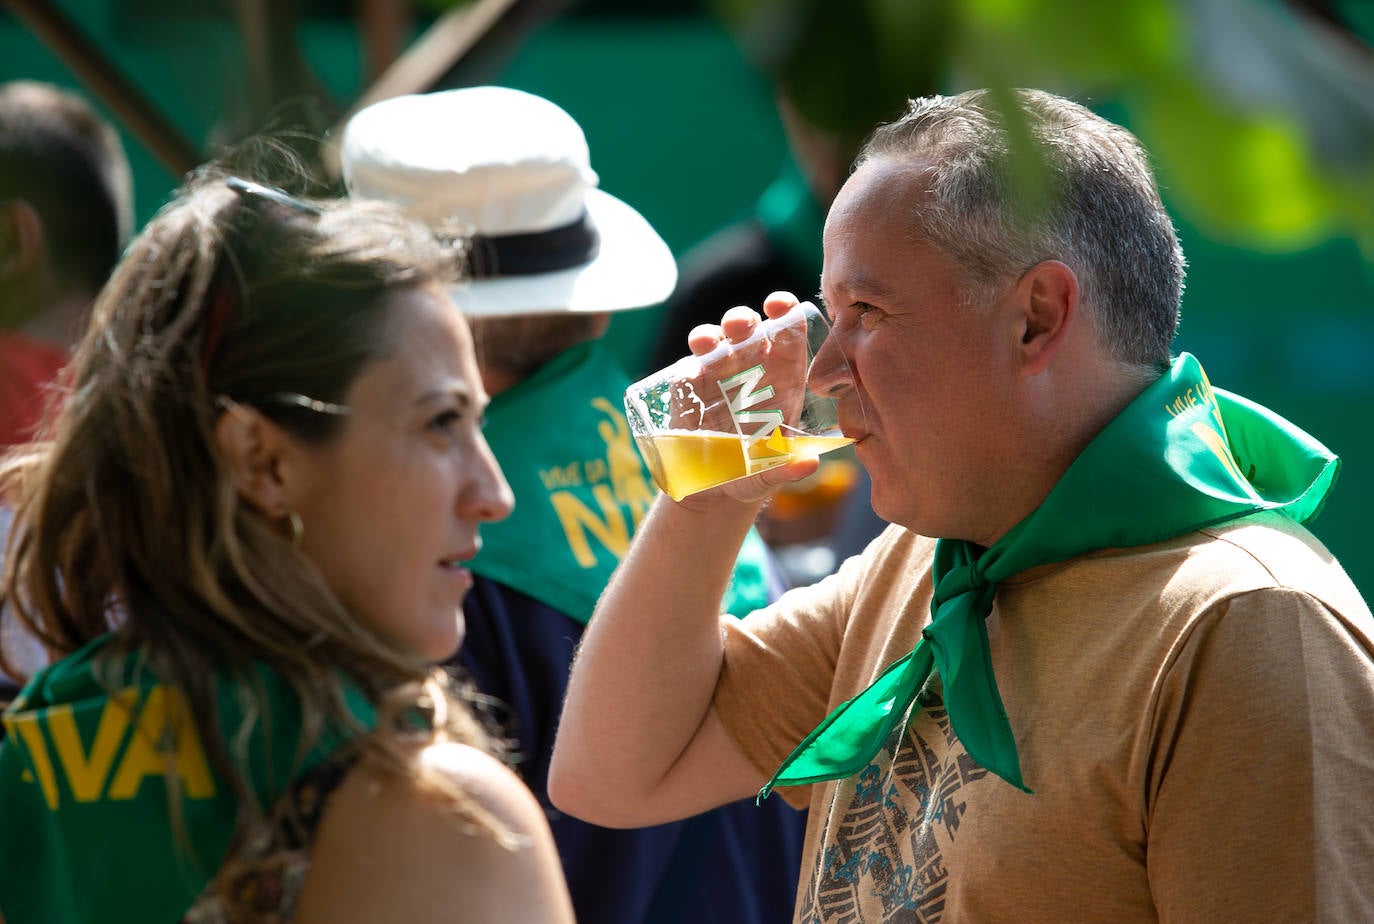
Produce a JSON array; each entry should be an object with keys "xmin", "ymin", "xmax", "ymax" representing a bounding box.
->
[{"xmin": 468, "ymin": 211, "xmax": 600, "ymax": 278}]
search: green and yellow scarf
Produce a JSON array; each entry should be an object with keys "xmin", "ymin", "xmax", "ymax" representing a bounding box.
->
[{"xmin": 0, "ymin": 635, "xmax": 374, "ymax": 922}]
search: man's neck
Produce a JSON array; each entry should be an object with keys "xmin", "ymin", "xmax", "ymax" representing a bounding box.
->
[
  {"xmin": 480, "ymin": 366, "xmax": 520, "ymax": 397},
  {"xmin": 20, "ymin": 289, "xmax": 92, "ymax": 348},
  {"xmin": 978, "ymin": 356, "xmax": 1160, "ymax": 548}
]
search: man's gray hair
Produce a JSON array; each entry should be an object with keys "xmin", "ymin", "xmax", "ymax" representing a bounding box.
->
[{"xmin": 857, "ymin": 88, "xmax": 1184, "ymax": 369}]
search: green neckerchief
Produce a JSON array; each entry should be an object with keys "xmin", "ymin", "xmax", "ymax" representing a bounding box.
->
[
  {"xmin": 471, "ymin": 339, "xmax": 772, "ymax": 623},
  {"xmin": 760, "ymin": 353, "xmax": 1339, "ymax": 799},
  {"xmin": 754, "ymin": 158, "xmax": 826, "ymax": 284},
  {"xmin": 0, "ymin": 634, "xmax": 375, "ymax": 923}
]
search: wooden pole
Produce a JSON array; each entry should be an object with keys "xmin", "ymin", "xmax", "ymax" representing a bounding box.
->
[{"xmin": 1, "ymin": 0, "xmax": 202, "ymax": 177}]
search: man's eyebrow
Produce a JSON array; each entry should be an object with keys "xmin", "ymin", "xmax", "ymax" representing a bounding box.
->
[{"xmin": 822, "ymin": 270, "xmax": 898, "ymax": 303}]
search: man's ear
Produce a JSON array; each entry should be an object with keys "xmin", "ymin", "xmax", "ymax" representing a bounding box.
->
[
  {"xmin": 1012, "ymin": 259, "xmax": 1079, "ymax": 377},
  {"xmin": 213, "ymin": 401, "xmax": 293, "ymax": 518},
  {"xmin": 0, "ymin": 199, "xmax": 48, "ymax": 278}
]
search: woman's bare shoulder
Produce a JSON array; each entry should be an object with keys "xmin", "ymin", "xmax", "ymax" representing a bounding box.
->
[
  {"xmin": 294, "ymin": 742, "xmax": 573, "ymax": 923},
  {"xmin": 414, "ymin": 742, "xmax": 549, "ymax": 832}
]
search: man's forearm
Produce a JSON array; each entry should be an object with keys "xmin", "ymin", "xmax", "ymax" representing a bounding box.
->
[{"xmin": 548, "ymin": 491, "xmax": 764, "ymax": 824}]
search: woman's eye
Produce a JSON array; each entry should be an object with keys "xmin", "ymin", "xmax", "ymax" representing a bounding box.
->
[{"xmin": 428, "ymin": 409, "xmax": 462, "ymax": 433}]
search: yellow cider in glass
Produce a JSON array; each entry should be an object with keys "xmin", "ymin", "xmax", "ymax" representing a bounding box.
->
[{"xmin": 637, "ymin": 429, "xmax": 855, "ymax": 500}]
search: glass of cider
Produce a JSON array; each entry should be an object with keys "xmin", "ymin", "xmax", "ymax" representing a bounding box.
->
[{"xmin": 625, "ymin": 301, "xmax": 860, "ymax": 500}]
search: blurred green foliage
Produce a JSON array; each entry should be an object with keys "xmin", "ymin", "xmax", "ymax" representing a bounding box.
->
[{"xmin": 711, "ymin": 0, "xmax": 1374, "ymax": 259}]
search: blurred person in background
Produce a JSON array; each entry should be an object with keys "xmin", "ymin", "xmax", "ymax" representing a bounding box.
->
[
  {"xmin": 0, "ymin": 80, "xmax": 132, "ymax": 448},
  {"xmin": 0, "ymin": 170, "xmax": 573, "ymax": 923},
  {"xmin": 0, "ymin": 80, "xmax": 134, "ymax": 703},
  {"xmin": 551, "ymin": 88, "xmax": 1374, "ymax": 922},
  {"xmin": 343, "ymin": 85, "xmax": 806, "ymax": 924}
]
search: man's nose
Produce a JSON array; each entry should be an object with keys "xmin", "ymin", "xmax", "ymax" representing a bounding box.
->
[{"xmin": 807, "ymin": 332, "xmax": 855, "ymax": 399}]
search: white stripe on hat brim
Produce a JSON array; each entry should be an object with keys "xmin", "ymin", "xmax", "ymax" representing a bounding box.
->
[{"xmin": 445, "ymin": 188, "xmax": 677, "ymax": 317}]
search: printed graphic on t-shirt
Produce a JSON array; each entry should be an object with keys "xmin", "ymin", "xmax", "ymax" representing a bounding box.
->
[{"xmin": 795, "ymin": 689, "xmax": 987, "ymax": 923}]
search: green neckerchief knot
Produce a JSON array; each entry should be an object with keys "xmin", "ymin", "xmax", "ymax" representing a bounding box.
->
[{"xmin": 759, "ymin": 353, "xmax": 1339, "ymax": 800}]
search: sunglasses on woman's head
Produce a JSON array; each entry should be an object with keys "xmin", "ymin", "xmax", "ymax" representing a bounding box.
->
[
  {"xmin": 225, "ymin": 176, "xmax": 322, "ymax": 216},
  {"xmin": 205, "ymin": 178, "xmax": 345, "ymax": 419},
  {"xmin": 201, "ymin": 177, "xmax": 326, "ymax": 373}
]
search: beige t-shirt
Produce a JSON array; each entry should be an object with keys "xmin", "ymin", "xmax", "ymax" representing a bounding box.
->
[{"xmin": 716, "ymin": 511, "xmax": 1374, "ymax": 922}]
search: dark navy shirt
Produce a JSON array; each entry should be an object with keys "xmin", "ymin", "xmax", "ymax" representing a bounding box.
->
[{"xmin": 453, "ymin": 575, "xmax": 807, "ymax": 924}]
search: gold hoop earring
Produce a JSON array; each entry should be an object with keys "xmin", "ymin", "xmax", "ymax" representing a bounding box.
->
[{"xmin": 286, "ymin": 511, "xmax": 304, "ymax": 549}]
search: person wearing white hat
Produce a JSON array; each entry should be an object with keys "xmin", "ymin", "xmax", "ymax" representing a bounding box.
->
[{"xmin": 342, "ymin": 86, "xmax": 805, "ymax": 924}]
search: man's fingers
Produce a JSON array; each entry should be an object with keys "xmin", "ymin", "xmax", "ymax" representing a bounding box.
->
[
  {"xmin": 762, "ymin": 291, "xmax": 802, "ymax": 319},
  {"xmin": 687, "ymin": 322, "xmax": 724, "ymax": 357},
  {"xmin": 720, "ymin": 306, "xmax": 761, "ymax": 343},
  {"xmin": 686, "ymin": 303, "xmax": 779, "ymax": 358},
  {"xmin": 720, "ymin": 456, "xmax": 822, "ymax": 503}
]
